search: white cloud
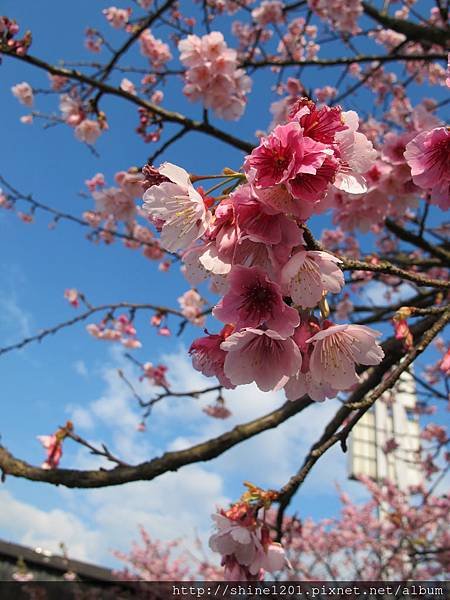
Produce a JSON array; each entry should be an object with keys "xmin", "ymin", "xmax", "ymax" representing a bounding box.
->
[
  {"xmin": 0, "ymin": 293, "xmax": 33, "ymax": 341},
  {"xmin": 73, "ymin": 360, "xmax": 88, "ymax": 377}
]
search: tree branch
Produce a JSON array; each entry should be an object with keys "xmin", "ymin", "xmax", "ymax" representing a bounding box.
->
[
  {"xmin": 243, "ymin": 52, "xmax": 447, "ymax": 70},
  {"xmin": 0, "ymin": 397, "xmax": 313, "ymax": 488},
  {"xmin": 275, "ymin": 311, "xmax": 450, "ymax": 537},
  {"xmin": 362, "ymin": 2, "xmax": 450, "ymax": 47},
  {"xmin": 1, "ymin": 49, "xmax": 254, "ymax": 153},
  {"xmin": 0, "ymin": 302, "xmax": 185, "ymax": 357}
]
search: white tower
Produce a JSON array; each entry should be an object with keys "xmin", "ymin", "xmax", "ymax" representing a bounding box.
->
[{"xmin": 348, "ymin": 371, "xmax": 422, "ymax": 491}]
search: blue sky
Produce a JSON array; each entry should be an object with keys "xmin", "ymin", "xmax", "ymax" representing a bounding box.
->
[{"xmin": 0, "ymin": 0, "xmax": 448, "ymax": 569}]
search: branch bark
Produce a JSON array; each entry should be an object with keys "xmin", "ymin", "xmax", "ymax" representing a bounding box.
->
[
  {"xmin": 0, "ymin": 397, "xmax": 313, "ymax": 488},
  {"xmin": 362, "ymin": 2, "xmax": 449, "ymax": 47}
]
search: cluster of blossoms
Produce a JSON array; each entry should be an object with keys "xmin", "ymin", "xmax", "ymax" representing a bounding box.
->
[
  {"xmin": 308, "ymin": 0, "xmax": 362, "ymax": 34},
  {"xmin": 37, "ymin": 421, "xmax": 73, "ymax": 469},
  {"xmin": 276, "ymin": 18, "xmax": 319, "ymax": 63},
  {"xmin": 178, "ymin": 31, "xmax": 252, "ymax": 120},
  {"xmin": 55, "ymin": 92, "xmax": 108, "ymax": 144},
  {"xmin": 103, "ymin": 6, "xmax": 131, "ymax": 29},
  {"xmin": 83, "ymin": 169, "xmax": 164, "ymax": 260},
  {"xmin": 143, "ymin": 97, "xmax": 385, "ymax": 401},
  {"xmin": 139, "ymin": 29, "xmax": 172, "ymax": 69},
  {"xmin": 139, "ymin": 361, "xmax": 169, "ymax": 387},
  {"xmin": 178, "ymin": 289, "xmax": 206, "ymax": 327},
  {"xmin": 11, "ymin": 81, "xmax": 33, "ymax": 107},
  {"xmin": 209, "ymin": 484, "xmax": 289, "ymax": 580},
  {"xmin": 0, "ymin": 16, "xmax": 31, "ymax": 56},
  {"xmin": 269, "ymin": 78, "xmax": 449, "ymax": 222},
  {"xmin": 64, "ymin": 288, "xmax": 80, "ymax": 308},
  {"xmin": 87, "ymin": 314, "xmax": 142, "ymax": 349}
]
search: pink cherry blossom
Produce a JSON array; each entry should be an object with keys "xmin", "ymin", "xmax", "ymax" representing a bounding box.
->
[
  {"xmin": 37, "ymin": 434, "xmax": 63, "ymax": 469},
  {"xmin": 59, "ymin": 94, "xmax": 84, "ymax": 126},
  {"xmin": 140, "ymin": 362, "xmax": 168, "ymax": 387},
  {"xmin": 86, "ymin": 323, "xmax": 122, "ymax": 341},
  {"xmin": 178, "ymin": 289, "xmax": 206, "ymax": 327},
  {"xmin": 103, "ymin": 6, "xmax": 131, "ymax": 29},
  {"xmin": 93, "ymin": 187, "xmax": 136, "ymax": 222},
  {"xmin": 64, "ymin": 288, "xmax": 79, "ymax": 308},
  {"xmin": 85, "ymin": 172, "xmax": 105, "ymax": 192},
  {"xmin": 245, "ymin": 122, "xmax": 333, "ymax": 196},
  {"xmin": 307, "ymin": 323, "xmax": 384, "ymax": 390},
  {"xmin": 120, "ymin": 78, "xmax": 136, "ymax": 95},
  {"xmin": 190, "ymin": 325, "xmax": 236, "ymax": 389},
  {"xmin": 335, "ymin": 294, "xmax": 354, "ymax": 321},
  {"xmin": 11, "ymin": 81, "xmax": 33, "ymax": 107},
  {"xmin": 404, "ymin": 127, "xmax": 450, "ymax": 209},
  {"xmin": 178, "ymin": 31, "xmax": 251, "ymax": 120},
  {"xmin": 74, "ymin": 119, "xmax": 102, "ymax": 145},
  {"xmin": 142, "ymin": 162, "xmax": 211, "ymax": 252},
  {"xmin": 115, "ymin": 171, "xmax": 144, "ymax": 198},
  {"xmin": 251, "ymin": 1, "xmax": 284, "ymax": 26},
  {"xmin": 209, "ymin": 508, "xmax": 288, "ymax": 580},
  {"xmin": 244, "ymin": 122, "xmax": 305, "ymax": 188},
  {"xmin": 333, "ymin": 111, "xmax": 377, "ymax": 194},
  {"xmin": 221, "ymin": 328, "xmax": 301, "ymax": 392},
  {"xmin": 284, "ymin": 320, "xmax": 339, "ymax": 402},
  {"xmin": 203, "ymin": 399, "xmax": 232, "ymax": 419},
  {"xmin": 308, "ymin": 0, "xmax": 362, "ymax": 34},
  {"xmin": 49, "ymin": 73, "xmax": 68, "ymax": 91},
  {"xmin": 213, "ymin": 265, "xmax": 299, "ymax": 337},
  {"xmin": 289, "ymin": 98, "xmax": 347, "ymax": 143},
  {"xmin": 281, "ymin": 250, "xmax": 344, "ymax": 308},
  {"xmin": 139, "ymin": 29, "xmax": 172, "ymax": 69}
]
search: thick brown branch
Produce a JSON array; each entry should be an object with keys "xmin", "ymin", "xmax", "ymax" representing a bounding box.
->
[
  {"xmin": 385, "ymin": 219, "xmax": 450, "ymax": 265},
  {"xmin": 362, "ymin": 2, "xmax": 450, "ymax": 47},
  {"xmin": 0, "ymin": 397, "xmax": 313, "ymax": 488},
  {"xmin": 342, "ymin": 258, "xmax": 450, "ymax": 289},
  {"xmin": 243, "ymin": 52, "xmax": 447, "ymax": 70}
]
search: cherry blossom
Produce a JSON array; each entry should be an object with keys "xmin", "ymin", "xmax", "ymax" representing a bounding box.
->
[
  {"xmin": 93, "ymin": 187, "xmax": 136, "ymax": 222},
  {"xmin": 139, "ymin": 29, "xmax": 172, "ymax": 69},
  {"xmin": 178, "ymin": 289, "xmax": 206, "ymax": 327},
  {"xmin": 142, "ymin": 162, "xmax": 211, "ymax": 252},
  {"xmin": 11, "ymin": 81, "xmax": 33, "ymax": 107},
  {"xmin": 307, "ymin": 322, "xmax": 384, "ymax": 390},
  {"xmin": 190, "ymin": 325, "xmax": 236, "ymax": 389},
  {"xmin": 281, "ymin": 250, "xmax": 344, "ymax": 308},
  {"xmin": 221, "ymin": 328, "xmax": 301, "ymax": 392},
  {"xmin": 178, "ymin": 31, "xmax": 251, "ymax": 120},
  {"xmin": 213, "ymin": 265, "xmax": 300, "ymax": 337},
  {"xmin": 209, "ymin": 485, "xmax": 288, "ymax": 581},
  {"xmin": 74, "ymin": 119, "xmax": 102, "ymax": 145},
  {"xmin": 64, "ymin": 288, "xmax": 79, "ymax": 308},
  {"xmin": 404, "ymin": 127, "xmax": 450, "ymax": 209},
  {"xmin": 37, "ymin": 434, "xmax": 63, "ymax": 469},
  {"xmin": 103, "ymin": 7, "xmax": 131, "ymax": 29},
  {"xmin": 333, "ymin": 111, "xmax": 378, "ymax": 194},
  {"xmin": 251, "ymin": 1, "xmax": 284, "ymax": 25}
]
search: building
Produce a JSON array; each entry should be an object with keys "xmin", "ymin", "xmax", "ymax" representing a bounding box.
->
[
  {"xmin": 348, "ymin": 370, "xmax": 423, "ymax": 491},
  {"xmin": 0, "ymin": 537, "xmax": 117, "ymax": 584}
]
